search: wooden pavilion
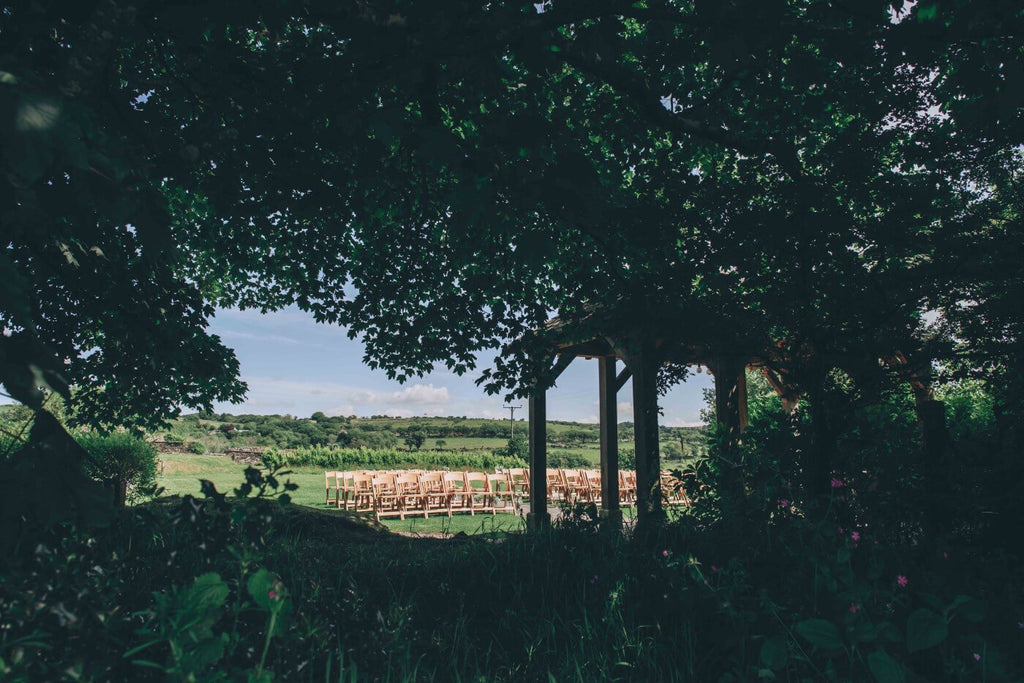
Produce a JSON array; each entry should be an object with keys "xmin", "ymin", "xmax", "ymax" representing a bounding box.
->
[{"xmin": 522, "ymin": 301, "xmax": 946, "ymax": 530}]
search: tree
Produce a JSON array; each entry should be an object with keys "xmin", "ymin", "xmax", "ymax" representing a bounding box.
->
[
  {"xmin": 3, "ymin": 0, "xmax": 1020, "ymax": 528},
  {"xmin": 403, "ymin": 430, "xmax": 426, "ymax": 451}
]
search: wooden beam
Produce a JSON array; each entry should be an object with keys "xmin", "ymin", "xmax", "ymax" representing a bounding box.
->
[
  {"xmin": 527, "ymin": 389, "xmax": 549, "ymax": 529},
  {"xmin": 615, "ymin": 367, "xmax": 632, "ymax": 392},
  {"xmin": 598, "ymin": 356, "xmax": 621, "ymax": 525},
  {"xmin": 630, "ymin": 347, "xmax": 664, "ymax": 527}
]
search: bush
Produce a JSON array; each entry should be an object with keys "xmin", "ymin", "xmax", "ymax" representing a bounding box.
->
[
  {"xmin": 78, "ymin": 433, "xmax": 158, "ymax": 505},
  {"xmin": 187, "ymin": 441, "xmax": 206, "ymax": 454},
  {"xmin": 279, "ymin": 445, "xmax": 526, "ymax": 470}
]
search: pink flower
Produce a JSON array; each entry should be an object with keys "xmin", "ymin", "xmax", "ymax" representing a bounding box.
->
[
  {"xmin": 849, "ymin": 603, "xmax": 859, "ymax": 614},
  {"xmin": 830, "ymin": 478, "xmax": 844, "ymax": 489},
  {"xmin": 973, "ymin": 653, "xmax": 981, "ymax": 662},
  {"xmin": 710, "ymin": 564, "xmax": 719, "ymax": 573},
  {"xmin": 896, "ymin": 575, "xmax": 908, "ymax": 588},
  {"xmin": 268, "ymin": 590, "xmax": 278, "ymax": 600},
  {"xmin": 661, "ymin": 550, "xmax": 669, "ymax": 558},
  {"xmin": 837, "ymin": 526, "xmax": 845, "ymax": 535},
  {"xmin": 850, "ymin": 531, "xmax": 861, "ymax": 542},
  {"xmin": 943, "ymin": 551, "xmax": 949, "ymax": 559},
  {"xmin": 778, "ymin": 499, "xmax": 790, "ymax": 509}
]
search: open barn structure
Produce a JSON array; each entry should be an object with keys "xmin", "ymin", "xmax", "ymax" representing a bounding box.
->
[{"xmin": 521, "ymin": 301, "xmax": 946, "ymax": 530}]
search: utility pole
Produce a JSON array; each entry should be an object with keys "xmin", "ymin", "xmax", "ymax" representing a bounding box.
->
[{"xmin": 503, "ymin": 404, "xmax": 523, "ymax": 441}]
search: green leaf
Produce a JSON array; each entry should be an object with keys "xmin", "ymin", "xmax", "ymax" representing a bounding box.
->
[
  {"xmin": 759, "ymin": 635, "xmax": 788, "ymax": 670},
  {"xmin": 795, "ymin": 619, "xmax": 844, "ymax": 650},
  {"xmin": 906, "ymin": 609, "xmax": 947, "ymax": 653},
  {"xmin": 867, "ymin": 650, "xmax": 905, "ymax": 683},
  {"xmin": 917, "ymin": 3, "xmax": 938, "ymax": 21},
  {"xmin": 185, "ymin": 573, "xmax": 229, "ymax": 611},
  {"xmin": 946, "ymin": 595, "xmax": 985, "ymax": 623}
]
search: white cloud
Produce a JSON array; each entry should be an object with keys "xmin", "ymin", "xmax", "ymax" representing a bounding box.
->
[
  {"xmin": 617, "ymin": 401, "xmax": 633, "ymax": 416},
  {"xmin": 389, "ymin": 383, "xmax": 449, "ymax": 405}
]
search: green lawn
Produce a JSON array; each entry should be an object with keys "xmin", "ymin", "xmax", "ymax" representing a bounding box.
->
[{"xmin": 156, "ymin": 453, "xmax": 526, "ymax": 534}]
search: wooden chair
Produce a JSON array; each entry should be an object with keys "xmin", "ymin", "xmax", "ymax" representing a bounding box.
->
[
  {"xmin": 547, "ymin": 468, "xmax": 566, "ymax": 502},
  {"xmin": 418, "ymin": 471, "xmax": 448, "ymax": 516},
  {"xmin": 324, "ymin": 471, "xmax": 342, "ymax": 507},
  {"xmin": 661, "ymin": 470, "xmax": 693, "ymax": 506},
  {"xmin": 619, "ymin": 470, "xmax": 637, "ymax": 507},
  {"xmin": 583, "ymin": 469, "xmax": 603, "ymax": 503},
  {"xmin": 486, "ymin": 473, "xmax": 516, "ymax": 515},
  {"xmin": 372, "ymin": 473, "xmax": 404, "ymax": 520},
  {"xmin": 349, "ymin": 472, "xmax": 375, "ymax": 512},
  {"xmin": 443, "ymin": 471, "xmax": 472, "ymax": 516},
  {"xmin": 560, "ymin": 469, "xmax": 591, "ymax": 504},
  {"xmin": 507, "ymin": 467, "xmax": 530, "ymax": 504},
  {"xmin": 395, "ymin": 473, "xmax": 427, "ymax": 518},
  {"xmin": 464, "ymin": 472, "xmax": 490, "ymax": 515}
]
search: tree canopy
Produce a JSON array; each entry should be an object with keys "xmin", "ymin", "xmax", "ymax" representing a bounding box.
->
[{"xmin": 2, "ymin": 0, "xmax": 1022, "ymax": 429}]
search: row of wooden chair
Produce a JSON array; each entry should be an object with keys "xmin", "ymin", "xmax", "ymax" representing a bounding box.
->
[
  {"xmin": 325, "ymin": 469, "xmax": 517, "ymax": 520},
  {"xmin": 325, "ymin": 468, "xmax": 692, "ymax": 519}
]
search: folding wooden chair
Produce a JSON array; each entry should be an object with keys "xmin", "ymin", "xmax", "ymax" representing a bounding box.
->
[
  {"xmin": 547, "ymin": 468, "xmax": 566, "ymax": 502},
  {"xmin": 619, "ymin": 470, "xmax": 637, "ymax": 507},
  {"xmin": 325, "ymin": 471, "xmax": 342, "ymax": 507},
  {"xmin": 507, "ymin": 467, "xmax": 530, "ymax": 504},
  {"xmin": 443, "ymin": 471, "xmax": 472, "ymax": 516},
  {"xmin": 372, "ymin": 473, "xmax": 405, "ymax": 520},
  {"xmin": 560, "ymin": 469, "xmax": 591, "ymax": 504},
  {"xmin": 418, "ymin": 471, "xmax": 447, "ymax": 516},
  {"xmin": 583, "ymin": 469, "xmax": 603, "ymax": 504},
  {"xmin": 486, "ymin": 473, "xmax": 516, "ymax": 515},
  {"xmin": 348, "ymin": 472, "xmax": 375, "ymax": 512},
  {"xmin": 395, "ymin": 472, "xmax": 427, "ymax": 518},
  {"xmin": 464, "ymin": 472, "xmax": 490, "ymax": 515}
]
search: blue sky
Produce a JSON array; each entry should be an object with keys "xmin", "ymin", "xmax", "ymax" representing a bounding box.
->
[
  {"xmin": 1, "ymin": 307, "xmax": 714, "ymax": 425},
  {"xmin": 206, "ymin": 307, "xmax": 713, "ymax": 426}
]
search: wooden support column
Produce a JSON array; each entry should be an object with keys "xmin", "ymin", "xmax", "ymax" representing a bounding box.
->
[
  {"xmin": 630, "ymin": 347, "xmax": 664, "ymax": 527},
  {"xmin": 709, "ymin": 357, "xmax": 749, "ymax": 513},
  {"xmin": 598, "ymin": 356, "xmax": 621, "ymax": 526},
  {"xmin": 527, "ymin": 389, "xmax": 549, "ymax": 530}
]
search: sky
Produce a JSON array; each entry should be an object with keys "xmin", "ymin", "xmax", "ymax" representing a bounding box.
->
[
  {"xmin": 0, "ymin": 306, "xmax": 714, "ymax": 425},
  {"xmin": 204, "ymin": 306, "xmax": 714, "ymax": 426}
]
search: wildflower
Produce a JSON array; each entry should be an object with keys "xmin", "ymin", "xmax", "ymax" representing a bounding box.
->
[
  {"xmin": 850, "ymin": 531, "xmax": 861, "ymax": 542},
  {"xmin": 849, "ymin": 603, "xmax": 859, "ymax": 614},
  {"xmin": 896, "ymin": 575, "xmax": 908, "ymax": 588},
  {"xmin": 268, "ymin": 590, "xmax": 278, "ymax": 601},
  {"xmin": 838, "ymin": 526, "xmax": 845, "ymax": 535},
  {"xmin": 661, "ymin": 550, "xmax": 669, "ymax": 558},
  {"xmin": 778, "ymin": 499, "xmax": 790, "ymax": 509},
  {"xmin": 830, "ymin": 478, "xmax": 844, "ymax": 489},
  {"xmin": 973, "ymin": 653, "xmax": 982, "ymax": 662}
]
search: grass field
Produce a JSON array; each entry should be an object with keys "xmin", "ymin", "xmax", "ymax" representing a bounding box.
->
[{"xmin": 156, "ymin": 453, "xmax": 527, "ymax": 534}]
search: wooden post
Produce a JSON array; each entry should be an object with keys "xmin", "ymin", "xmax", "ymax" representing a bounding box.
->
[
  {"xmin": 598, "ymin": 356, "xmax": 621, "ymax": 525},
  {"xmin": 709, "ymin": 357, "xmax": 749, "ymax": 512},
  {"xmin": 630, "ymin": 347, "xmax": 664, "ymax": 527},
  {"xmin": 527, "ymin": 389, "xmax": 549, "ymax": 529}
]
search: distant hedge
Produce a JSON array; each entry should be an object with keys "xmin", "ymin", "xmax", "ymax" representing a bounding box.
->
[{"xmin": 279, "ymin": 446, "xmax": 526, "ymax": 471}]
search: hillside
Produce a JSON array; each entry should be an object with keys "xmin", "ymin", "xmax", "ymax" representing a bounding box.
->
[{"xmin": 157, "ymin": 412, "xmax": 709, "ymax": 464}]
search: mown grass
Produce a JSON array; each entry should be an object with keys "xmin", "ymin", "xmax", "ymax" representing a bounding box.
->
[{"xmin": 156, "ymin": 453, "xmax": 528, "ymax": 534}]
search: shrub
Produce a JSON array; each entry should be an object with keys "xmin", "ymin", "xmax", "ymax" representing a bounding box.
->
[
  {"xmin": 187, "ymin": 441, "xmax": 206, "ymax": 454},
  {"xmin": 78, "ymin": 433, "xmax": 158, "ymax": 505},
  {"xmin": 279, "ymin": 445, "xmax": 526, "ymax": 470}
]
